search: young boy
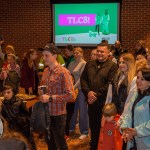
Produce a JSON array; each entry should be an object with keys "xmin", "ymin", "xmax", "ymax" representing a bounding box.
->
[
  {"xmin": 97, "ymin": 103, "xmax": 122, "ymax": 150},
  {"xmin": 0, "ymin": 85, "xmax": 31, "ymax": 139}
]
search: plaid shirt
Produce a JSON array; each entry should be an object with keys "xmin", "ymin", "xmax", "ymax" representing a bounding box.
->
[{"xmin": 41, "ymin": 64, "xmax": 75, "ymax": 116}]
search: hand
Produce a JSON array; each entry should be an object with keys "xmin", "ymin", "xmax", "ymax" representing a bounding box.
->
[
  {"xmin": 2, "ymin": 71, "xmax": 7, "ymax": 79},
  {"xmin": 88, "ymin": 91, "xmax": 97, "ymax": 104},
  {"xmin": 122, "ymin": 128, "xmax": 129, "ymax": 143},
  {"xmin": 38, "ymin": 86, "xmax": 43, "ymax": 96},
  {"xmin": 126, "ymin": 128, "xmax": 137, "ymax": 141},
  {"xmin": 115, "ymin": 121, "xmax": 121, "ymax": 130},
  {"xmin": 39, "ymin": 94, "xmax": 50, "ymax": 103},
  {"xmin": 122, "ymin": 128, "xmax": 137, "ymax": 142}
]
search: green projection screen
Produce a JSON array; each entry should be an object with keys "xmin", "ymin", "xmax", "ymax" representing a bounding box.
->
[{"xmin": 53, "ymin": 3, "xmax": 120, "ymax": 46}]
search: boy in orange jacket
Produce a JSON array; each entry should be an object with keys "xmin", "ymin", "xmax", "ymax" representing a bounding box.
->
[{"xmin": 97, "ymin": 103, "xmax": 122, "ymax": 150}]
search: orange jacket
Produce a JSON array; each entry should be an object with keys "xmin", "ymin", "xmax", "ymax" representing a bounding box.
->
[{"xmin": 97, "ymin": 114, "xmax": 122, "ymax": 150}]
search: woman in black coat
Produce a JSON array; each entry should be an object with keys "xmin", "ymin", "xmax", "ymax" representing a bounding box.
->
[{"xmin": 112, "ymin": 53, "xmax": 136, "ymax": 115}]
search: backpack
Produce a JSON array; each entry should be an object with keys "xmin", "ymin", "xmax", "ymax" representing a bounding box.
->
[{"xmin": 30, "ymin": 101, "xmax": 51, "ymax": 140}]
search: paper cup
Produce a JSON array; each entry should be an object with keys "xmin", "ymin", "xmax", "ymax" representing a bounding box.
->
[{"xmin": 38, "ymin": 85, "xmax": 47, "ymax": 94}]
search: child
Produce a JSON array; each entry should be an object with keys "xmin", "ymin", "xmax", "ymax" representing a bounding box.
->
[
  {"xmin": 97, "ymin": 103, "xmax": 122, "ymax": 150},
  {"xmin": 0, "ymin": 85, "xmax": 30, "ymax": 136}
]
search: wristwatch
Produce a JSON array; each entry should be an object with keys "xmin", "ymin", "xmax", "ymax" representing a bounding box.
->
[{"xmin": 49, "ymin": 96, "xmax": 52, "ymax": 102}]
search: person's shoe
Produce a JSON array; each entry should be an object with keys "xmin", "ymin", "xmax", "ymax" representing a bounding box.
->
[
  {"xmin": 64, "ymin": 135, "xmax": 70, "ymax": 141},
  {"xmin": 79, "ymin": 134, "xmax": 88, "ymax": 140}
]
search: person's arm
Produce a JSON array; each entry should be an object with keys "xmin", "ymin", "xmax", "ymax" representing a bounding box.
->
[
  {"xmin": 15, "ymin": 64, "xmax": 21, "ymax": 77},
  {"xmin": 119, "ymin": 94, "xmax": 137, "ymax": 130},
  {"xmin": 74, "ymin": 62, "xmax": 86, "ymax": 89},
  {"xmin": 134, "ymin": 120, "xmax": 150, "ymax": 137},
  {"xmin": 108, "ymin": 14, "xmax": 110, "ymax": 21},
  {"xmin": 118, "ymin": 92, "xmax": 137, "ymax": 126},
  {"xmin": 124, "ymin": 76, "xmax": 137, "ymax": 106},
  {"xmin": 80, "ymin": 62, "xmax": 91, "ymax": 96},
  {"xmin": 118, "ymin": 77, "xmax": 138, "ymax": 124}
]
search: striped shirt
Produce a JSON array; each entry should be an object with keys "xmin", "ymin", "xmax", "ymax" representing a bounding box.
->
[{"xmin": 41, "ymin": 64, "xmax": 75, "ymax": 116}]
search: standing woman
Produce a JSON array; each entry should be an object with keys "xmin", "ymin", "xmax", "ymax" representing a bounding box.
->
[
  {"xmin": 121, "ymin": 67, "xmax": 150, "ymax": 150},
  {"xmin": 3, "ymin": 45, "xmax": 20, "ymax": 67},
  {"xmin": 112, "ymin": 53, "xmax": 137, "ymax": 115},
  {"xmin": 20, "ymin": 49, "xmax": 39, "ymax": 95},
  {"xmin": 0, "ymin": 54, "xmax": 20, "ymax": 93},
  {"xmin": 68, "ymin": 47, "xmax": 89, "ymax": 140},
  {"xmin": 111, "ymin": 53, "xmax": 137, "ymax": 150}
]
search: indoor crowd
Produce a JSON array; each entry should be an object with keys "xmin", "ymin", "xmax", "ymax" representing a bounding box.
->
[{"xmin": 0, "ymin": 39, "xmax": 149, "ymax": 150}]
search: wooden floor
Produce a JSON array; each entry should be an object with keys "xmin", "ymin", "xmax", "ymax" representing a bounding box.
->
[{"xmin": 35, "ymin": 127, "xmax": 90, "ymax": 150}]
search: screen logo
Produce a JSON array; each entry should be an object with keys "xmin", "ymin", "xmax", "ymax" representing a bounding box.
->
[
  {"xmin": 62, "ymin": 37, "xmax": 76, "ymax": 41},
  {"xmin": 59, "ymin": 14, "xmax": 96, "ymax": 26}
]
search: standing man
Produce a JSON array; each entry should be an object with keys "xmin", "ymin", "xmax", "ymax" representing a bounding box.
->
[
  {"xmin": 80, "ymin": 43, "xmax": 118, "ymax": 150},
  {"xmin": 39, "ymin": 43, "xmax": 75, "ymax": 150}
]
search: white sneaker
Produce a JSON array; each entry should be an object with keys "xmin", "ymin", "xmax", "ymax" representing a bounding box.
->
[{"xmin": 79, "ymin": 134, "xmax": 88, "ymax": 140}]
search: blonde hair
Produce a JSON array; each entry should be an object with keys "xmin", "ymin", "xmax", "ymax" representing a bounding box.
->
[
  {"xmin": 5, "ymin": 45, "xmax": 15, "ymax": 54},
  {"xmin": 103, "ymin": 103, "xmax": 117, "ymax": 117},
  {"xmin": 136, "ymin": 59, "xmax": 148, "ymax": 73},
  {"xmin": 119, "ymin": 53, "xmax": 136, "ymax": 92},
  {"xmin": 73, "ymin": 47, "xmax": 84, "ymax": 59}
]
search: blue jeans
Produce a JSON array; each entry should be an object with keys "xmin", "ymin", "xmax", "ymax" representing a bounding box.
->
[{"xmin": 70, "ymin": 89, "xmax": 89, "ymax": 134}]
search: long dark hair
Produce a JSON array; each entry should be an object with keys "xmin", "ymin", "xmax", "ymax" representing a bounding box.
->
[
  {"xmin": 25, "ymin": 49, "xmax": 36, "ymax": 68},
  {"xmin": 137, "ymin": 67, "xmax": 150, "ymax": 95},
  {"xmin": 138, "ymin": 67, "xmax": 150, "ymax": 82}
]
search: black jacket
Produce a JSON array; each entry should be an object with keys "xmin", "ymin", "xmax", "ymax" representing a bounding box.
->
[
  {"xmin": 1, "ymin": 97, "xmax": 31, "ymax": 137},
  {"xmin": 112, "ymin": 73, "xmax": 128, "ymax": 114},
  {"xmin": 81, "ymin": 59, "xmax": 118, "ymax": 106}
]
